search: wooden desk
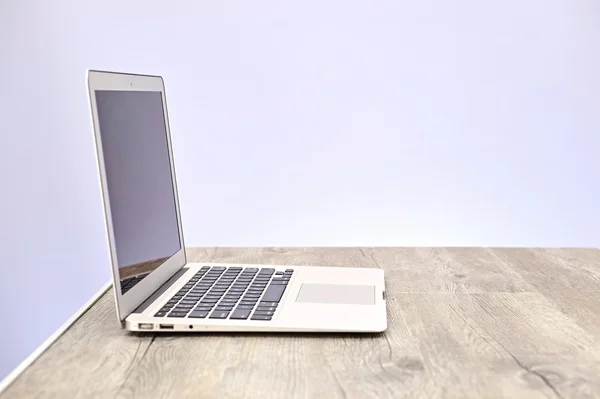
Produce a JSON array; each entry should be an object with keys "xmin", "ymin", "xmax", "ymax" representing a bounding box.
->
[{"xmin": 2, "ymin": 248, "xmax": 600, "ymax": 399}]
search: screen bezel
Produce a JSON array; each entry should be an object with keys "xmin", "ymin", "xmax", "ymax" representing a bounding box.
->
[{"xmin": 87, "ymin": 70, "xmax": 187, "ymax": 321}]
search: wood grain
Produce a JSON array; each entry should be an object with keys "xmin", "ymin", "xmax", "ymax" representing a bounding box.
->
[{"xmin": 2, "ymin": 248, "xmax": 600, "ymax": 399}]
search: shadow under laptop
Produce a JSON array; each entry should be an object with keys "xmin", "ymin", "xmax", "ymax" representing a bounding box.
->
[{"xmin": 128, "ymin": 331, "xmax": 385, "ymax": 340}]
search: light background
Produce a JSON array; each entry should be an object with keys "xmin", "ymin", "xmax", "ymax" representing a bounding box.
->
[{"xmin": 1, "ymin": 0, "xmax": 599, "ymax": 382}]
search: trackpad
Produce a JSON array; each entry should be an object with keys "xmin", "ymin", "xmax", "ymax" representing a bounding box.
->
[{"xmin": 295, "ymin": 284, "xmax": 375, "ymax": 305}]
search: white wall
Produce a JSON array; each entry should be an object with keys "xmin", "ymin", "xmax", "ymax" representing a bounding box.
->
[{"xmin": 1, "ymin": 0, "xmax": 599, "ymax": 382}]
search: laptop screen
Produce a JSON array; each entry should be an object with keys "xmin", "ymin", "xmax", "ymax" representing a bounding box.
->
[{"xmin": 95, "ymin": 90, "xmax": 181, "ymax": 294}]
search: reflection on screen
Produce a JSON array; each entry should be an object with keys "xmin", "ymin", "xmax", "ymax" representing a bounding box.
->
[{"xmin": 95, "ymin": 90, "xmax": 181, "ymax": 294}]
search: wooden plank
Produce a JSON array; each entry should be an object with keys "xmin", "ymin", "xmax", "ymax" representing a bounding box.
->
[
  {"xmin": 2, "ymin": 248, "xmax": 600, "ymax": 399},
  {"xmin": 363, "ymin": 247, "xmax": 535, "ymax": 293},
  {"xmin": 394, "ymin": 292, "xmax": 600, "ymax": 399},
  {"xmin": 489, "ymin": 248, "xmax": 600, "ymax": 337},
  {"xmin": 186, "ymin": 247, "xmax": 373, "ymax": 268}
]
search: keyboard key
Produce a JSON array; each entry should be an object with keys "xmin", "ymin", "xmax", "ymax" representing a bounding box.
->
[
  {"xmin": 245, "ymin": 267, "xmax": 259, "ymax": 272},
  {"xmin": 261, "ymin": 284, "xmax": 286, "ymax": 303},
  {"xmin": 236, "ymin": 304, "xmax": 255, "ymax": 310},
  {"xmin": 251, "ymin": 314, "xmax": 272, "ymax": 321},
  {"xmin": 189, "ymin": 310, "xmax": 209, "ymax": 318},
  {"xmin": 256, "ymin": 306, "xmax": 277, "ymax": 312},
  {"xmin": 239, "ymin": 300, "xmax": 257, "ymax": 306},
  {"xmin": 271, "ymin": 281, "xmax": 288, "ymax": 285},
  {"xmin": 275, "ymin": 271, "xmax": 284, "ymax": 275},
  {"xmin": 229, "ymin": 267, "xmax": 243, "ymax": 271},
  {"xmin": 154, "ymin": 312, "xmax": 167, "ymax": 317},
  {"xmin": 254, "ymin": 310, "xmax": 275, "ymax": 316},
  {"xmin": 230, "ymin": 308, "xmax": 252, "ymax": 319},
  {"xmin": 194, "ymin": 306, "xmax": 214, "ymax": 311},
  {"xmin": 210, "ymin": 310, "xmax": 230, "ymax": 319},
  {"xmin": 200, "ymin": 266, "xmax": 211, "ymax": 271},
  {"xmin": 285, "ymin": 269, "xmax": 294, "ymax": 273},
  {"xmin": 215, "ymin": 306, "xmax": 234, "ymax": 312},
  {"xmin": 258, "ymin": 270, "xmax": 275, "ymax": 276},
  {"xmin": 224, "ymin": 297, "xmax": 242, "ymax": 302},
  {"xmin": 169, "ymin": 312, "xmax": 188, "ymax": 317},
  {"xmin": 259, "ymin": 302, "xmax": 278, "ymax": 307}
]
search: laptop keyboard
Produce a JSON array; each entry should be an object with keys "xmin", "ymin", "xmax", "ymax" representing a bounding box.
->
[{"xmin": 154, "ymin": 266, "xmax": 294, "ymax": 321}]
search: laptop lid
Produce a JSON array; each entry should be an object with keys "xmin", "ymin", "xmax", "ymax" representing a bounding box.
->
[{"xmin": 87, "ymin": 70, "xmax": 186, "ymax": 321}]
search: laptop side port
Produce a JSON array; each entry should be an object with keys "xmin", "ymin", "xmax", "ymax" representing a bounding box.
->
[
  {"xmin": 159, "ymin": 324, "xmax": 174, "ymax": 330},
  {"xmin": 138, "ymin": 323, "xmax": 154, "ymax": 330}
]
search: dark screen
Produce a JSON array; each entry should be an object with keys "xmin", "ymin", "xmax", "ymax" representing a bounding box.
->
[{"xmin": 95, "ymin": 90, "xmax": 181, "ymax": 293}]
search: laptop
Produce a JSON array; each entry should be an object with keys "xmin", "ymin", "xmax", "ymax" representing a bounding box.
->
[{"xmin": 86, "ymin": 69, "xmax": 387, "ymax": 332}]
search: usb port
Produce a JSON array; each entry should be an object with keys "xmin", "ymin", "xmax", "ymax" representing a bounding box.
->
[
  {"xmin": 138, "ymin": 323, "xmax": 154, "ymax": 330},
  {"xmin": 159, "ymin": 324, "xmax": 174, "ymax": 330}
]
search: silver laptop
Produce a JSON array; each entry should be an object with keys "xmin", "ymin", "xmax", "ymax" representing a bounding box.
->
[{"xmin": 86, "ymin": 70, "xmax": 387, "ymax": 332}]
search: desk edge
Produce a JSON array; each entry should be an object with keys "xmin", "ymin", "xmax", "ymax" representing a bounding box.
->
[{"xmin": 0, "ymin": 280, "xmax": 113, "ymax": 395}]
